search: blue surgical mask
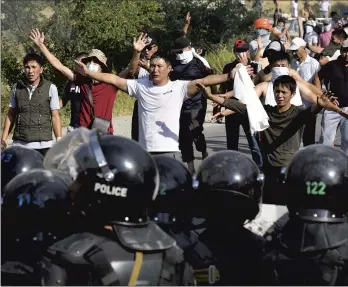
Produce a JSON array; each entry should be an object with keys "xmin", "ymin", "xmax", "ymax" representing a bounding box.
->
[
  {"xmin": 256, "ymin": 28, "xmax": 270, "ymax": 37},
  {"xmin": 87, "ymin": 63, "xmax": 99, "ymax": 72}
]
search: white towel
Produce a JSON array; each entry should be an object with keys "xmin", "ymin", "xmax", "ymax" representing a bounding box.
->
[
  {"xmin": 233, "ymin": 64, "xmax": 270, "ymax": 134},
  {"xmin": 192, "ymin": 48, "xmax": 211, "ymax": 68}
]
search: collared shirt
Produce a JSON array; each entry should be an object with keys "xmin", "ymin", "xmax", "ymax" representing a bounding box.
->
[
  {"xmin": 291, "ymin": 55, "xmax": 320, "ymax": 107},
  {"xmin": 9, "ymin": 82, "xmax": 60, "ymax": 149}
]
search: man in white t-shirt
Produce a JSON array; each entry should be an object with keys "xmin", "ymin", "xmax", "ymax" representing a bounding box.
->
[
  {"xmin": 289, "ymin": 0, "xmax": 299, "ymax": 33},
  {"xmin": 319, "ymin": 0, "xmax": 330, "ymax": 18},
  {"xmin": 118, "ymin": 34, "xmax": 159, "ymax": 142},
  {"xmin": 74, "ymin": 44, "xmax": 236, "ymax": 156}
]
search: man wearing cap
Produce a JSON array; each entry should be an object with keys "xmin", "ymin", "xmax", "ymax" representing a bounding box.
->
[
  {"xmin": 170, "ymin": 36, "xmax": 215, "ymax": 174},
  {"xmin": 30, "ymin": 28, "xmax": 118, "ymax": 134},
  {"xmin": 289, "ymin": 37, "xmax": 321, "ymax": 146},
  {"xmin": 119, "ymin": 33, "xmax": 159, "ymax": 142},
  {"xmin": 317, "ymin": 39, "xmax": 348, "ymax": 155},
  {"xmin": 320, "ymin": 19, "xmax": 334, "ymax": 48},
  {"xmin": 250, "ymin": 18, "xmax": 273, "ymax": 61},
  {"xmin": 217, "ymin": 39, "xmax": 263, "ymax": 169}
]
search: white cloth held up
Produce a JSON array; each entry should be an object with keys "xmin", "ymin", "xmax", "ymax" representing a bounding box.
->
[{"xmin": 233, "ymin": 64, "xmax": 270, "ymax": 134}]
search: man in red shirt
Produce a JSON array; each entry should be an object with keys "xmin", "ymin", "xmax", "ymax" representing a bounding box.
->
[{"xmin": 30, "ymin": 29, "xmax": 117, "ymax": 134}]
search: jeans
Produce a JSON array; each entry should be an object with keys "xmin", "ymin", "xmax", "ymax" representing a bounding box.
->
[
  {"xmin": 289, "ymin": 19, "xmax": 299, "ymax": 33},
  {"xmin": 225, "ymin": 113, "xmax": 263, "ymax": 168},
  {"xmin": 321, "ymin": 107, "xmax": 348, "ymax": 155}
]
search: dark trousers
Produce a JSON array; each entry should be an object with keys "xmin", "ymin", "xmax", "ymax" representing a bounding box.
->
[
  {"xmin": 35, "ymin": 148, "xmax": 49, "ymax": 157},
  {"xmin": 302, "ymin": 114, "xmax": 317, "ymax": 146},
  {"xmin": 225, "ymin": 113, "xmax": 263, "ymax": 169},
  {"xmin": 179, "ymin": 103, "xmax": 207, "ymax": 163},
  {"xmin": 131, "ymin": 101, "xmax": 139, "ymax": 141},
  {"xmin": 262, "ymin": 162, "xmax": 287, "ymax": 205}
]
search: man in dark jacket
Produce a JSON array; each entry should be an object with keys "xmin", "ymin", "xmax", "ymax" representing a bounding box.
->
[{"xmin": 1, "ymin": 53, "xmax": 62, "ymax": 156}]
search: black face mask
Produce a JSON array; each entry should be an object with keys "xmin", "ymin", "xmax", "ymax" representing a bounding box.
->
[{"xmin": 279, "ymin": 217, "xmax": 348, "ymax": 252}]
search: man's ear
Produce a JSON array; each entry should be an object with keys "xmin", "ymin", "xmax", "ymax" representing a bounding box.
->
[{"xmin": 40, "ymin": 66, "xmax": 44, "ymax": 74}]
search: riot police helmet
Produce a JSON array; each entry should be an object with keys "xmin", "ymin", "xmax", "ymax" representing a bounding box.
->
[
  {"xmin": 151, "ymin": 155, "xmax": 193, "ymax": 224},
  {"xmin": 194, "ymin": 150, "xmax": 264, "ymax": 221},
  {"xmin": 44, "ymin": 128, "xmax": 159, "ymax": 227},
  {"xmin": 2, "ymin": 168, "xmax": 73, "ymax": 246},
  {"xmin": 1, "ymin": 146, "xmax": 43, "ymax": 193},
  {"xmin": 285, "ymin": 144, "xmax": 348, "ymax": 223}
]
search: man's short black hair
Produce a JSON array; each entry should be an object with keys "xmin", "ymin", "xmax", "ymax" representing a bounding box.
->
[
  {"xmin": 273, "ymin": 75, "xmax": 297, "ymax": 95},
  {"xmin": 332, "ymin": 28, "xmax": 348, "ymax": 40},
  {"xmin": 76, "ymin": 52, "xmax": 88, "ymax": 59},
  {"xmin": 277, "ymin": 17, "xmax": 286, "ymax": 24},
  {"xmin": 269, "ymin": 51, "xmax": 290, "ymax": 65},
  {"xmin": 150, "ymin": 52, "xmax": 172, "ymax": 66},
  {"xmin": 23, "ymin": 53, "xmax": 44, "ymax": 67},
  {"xmin": 331, "ymin": 11, "xmax": 338, "ymax": 17}
]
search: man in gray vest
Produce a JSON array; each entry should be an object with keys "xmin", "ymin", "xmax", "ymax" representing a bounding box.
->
[{"xmin": 1, "ymin": 53, "xmax": 62, "ymax": 156}]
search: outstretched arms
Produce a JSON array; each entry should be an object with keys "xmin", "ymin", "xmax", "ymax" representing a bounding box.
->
[{"xmin": 74, "ymin": 60, "xmax": 129, "ymax": 93}]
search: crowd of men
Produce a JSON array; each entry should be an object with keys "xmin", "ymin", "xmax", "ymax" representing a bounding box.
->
[{"xmin": 1, "ymin": 5, "xmax": 348, "ymax": 286}]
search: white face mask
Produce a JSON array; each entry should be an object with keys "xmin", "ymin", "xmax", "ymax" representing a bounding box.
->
[
  {"xmin": 271, "ymin": 67, "xmax": 290, "ymax": 82},
  {"xmin": 324, "ymin": 24, "xmax": 331, "ymax": 32},
  {"xmin": 256, "ymin": 28, "xmax": 270, "ymax": 37},
  {"xmin": 87, "ymin": 63, "xmax": 100, "ymax": 72},
  {"xmin": 176, "ymin": 50, "xmax": 193, "ymax": 64},
  {"xmin": 305, "ymin": 25, "xmax": 314, "ymax": 34}
]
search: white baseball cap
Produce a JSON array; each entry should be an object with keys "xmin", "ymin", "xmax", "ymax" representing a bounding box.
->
[{"xmin": 289, "ymin": 37, "xmax": 307, "ymax": 51}]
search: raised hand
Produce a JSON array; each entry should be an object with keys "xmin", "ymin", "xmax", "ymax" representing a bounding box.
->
[
  {"xmin": 73, "ymin": 59, "xmax": 89, "ymax": 76},
  {"xmin": 133, "ymin": 32, "xmax": 148, "ymax": 53},
  {"xmin": 29, "ymin": 28, "xmax": 45, "ymax": 46},
  {"xmin": 185, "ymin": 11, "xmax": 191, "ymax": 25}
]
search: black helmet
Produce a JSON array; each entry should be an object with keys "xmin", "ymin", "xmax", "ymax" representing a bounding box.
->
[
  {"xmin": 151, "ymin": 155, "xmax": 193, "ymax": 224},
  {"xmin": 1, "ymin": 146, "xmax": 43, "ymax": 192},
  {"xmin": 285, "ymin": 144, "xmax": 348, "ymax": 223},
  {"xmin": 2, "ymin": 169, "xmax": 73, "ymax": 252},
  {"xmin": 194, "ymin": 150, "xmax": 264, "ymax": 221},
  {"xmin": 45, "ymin": 129, "xmax": 160, "ymax": 226}
]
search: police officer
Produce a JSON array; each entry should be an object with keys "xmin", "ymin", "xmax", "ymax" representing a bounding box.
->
[
  {"xmin": 171, "ymin": 36, "xmax": 214, "ymax": 174},
  {"xmin": 39, "ymin": 129, "xmax": 196, "ymax": 286},
  {"xmin": 262, "ymin": 144, "xmax": 348, "ymax": 285},
  {"xmin": 1, "ymin": 145, "xmax": 44, "ymax": 193},
  {"xmin": 184, "ymin": 150, "xmax": 266, "ymax": 285},
  {"xmin": 1, "ymin": 169, "xmax": 73, "ymax": 286}
]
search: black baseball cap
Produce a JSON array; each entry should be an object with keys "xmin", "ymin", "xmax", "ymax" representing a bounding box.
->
[
  {"xmin": 172, "ymin": 37, "xmax": 191, "ymax": 52},
  {"xmin": 234, "ymin": 40, "xmax": 250, "ymax": 52}
]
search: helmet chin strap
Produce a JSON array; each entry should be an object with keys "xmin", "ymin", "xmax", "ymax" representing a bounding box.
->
[{"xmin": 89, "ymin": 130, "xmax": 115, "ymax": 182}]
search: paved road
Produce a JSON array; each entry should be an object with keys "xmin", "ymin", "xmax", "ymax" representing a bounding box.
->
[{"xmin": 193, "ymin": 111, "xmax": 342, "ymax": 169}]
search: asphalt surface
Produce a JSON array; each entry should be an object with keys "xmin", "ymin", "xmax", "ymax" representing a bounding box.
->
[{"xmin": 193, "ymin": 111, "xmax": 342, "ymax": 170}]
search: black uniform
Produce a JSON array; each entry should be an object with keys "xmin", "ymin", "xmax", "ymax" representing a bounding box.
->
[
  {"xmin": 182, "ymin": 150, "xmax": 266, "ymax": 285},
  {"xmin": 62, "ymin": 81, "xmax": 82, "ymax": 129},
  {"xmin": 1, "ymin": 169, "xmax": 73, "ymax": 286},
  {"xmin": 39, "ymin": 129, "xmax": 196, "ymax": 286},
  {"xmin": 262, "ymin": 144, "xmax": 348, "ymax": 285},
  {"xmin": 171, "ymin": 57, "xmax": 211, "ymax": 163}
]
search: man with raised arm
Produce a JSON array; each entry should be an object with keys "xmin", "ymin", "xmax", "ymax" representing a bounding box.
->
[
  {"xmin": 30, "ymin": 28, "xmax": 118, "ymax": 134},
  {"xmin": 74, "ymin": 42, "xmax": 235, "ymax": 157}
]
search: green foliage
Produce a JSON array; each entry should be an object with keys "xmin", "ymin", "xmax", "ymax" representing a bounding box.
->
[
  {"xmin": 1, "ymin": 0, "xmax": 257, "ymax": 124},
  {"xmin": 205, "ymin": 46, "xmax": 236, "ymax": 74}
]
